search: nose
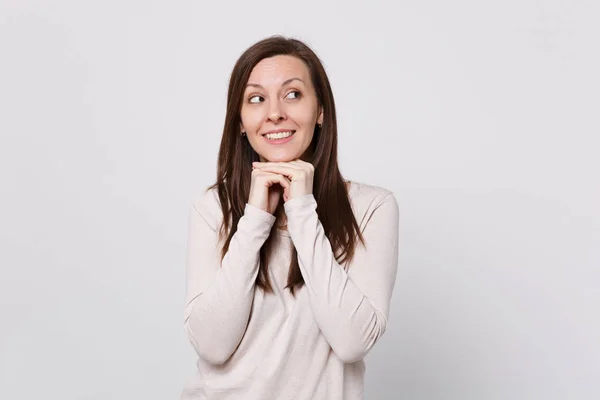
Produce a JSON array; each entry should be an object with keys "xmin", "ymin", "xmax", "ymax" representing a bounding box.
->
[{"xmin": 267, "ymin": 99, "xmax": 286, "ymax": 122}]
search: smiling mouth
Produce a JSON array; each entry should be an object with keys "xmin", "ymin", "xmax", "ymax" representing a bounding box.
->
[{"xmin": 262, "ymin": 130, "xmax": 296, "ymax": 140}]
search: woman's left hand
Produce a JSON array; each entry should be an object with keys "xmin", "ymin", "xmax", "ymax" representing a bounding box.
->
[{"xmin": 252, "ymin": 160, "xmax": 314, "ymax": 202}]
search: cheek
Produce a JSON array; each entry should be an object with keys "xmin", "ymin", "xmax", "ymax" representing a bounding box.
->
[
  {"xmin": 240, "ymin": 108, "xmax": 260, "ymax": 130},
  {"xmin": 291, "ymin": 105, "xmax": 319, "ymax": 128}
]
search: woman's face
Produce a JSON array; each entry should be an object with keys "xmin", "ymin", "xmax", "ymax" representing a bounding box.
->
[{"xmin": 240, "ymin": 55, "xmax": 323, "ymax": 162}]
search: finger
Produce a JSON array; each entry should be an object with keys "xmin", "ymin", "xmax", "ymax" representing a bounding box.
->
[
  {"xmin": 287, "ymin": 159, "xmax": 305, "ymax": 166},
  {"xmin": 252, "ymin": 161, "xmax": 301, "ymax": 170},
  {"xmin": 288, "ymin": 159, "xmax": 315, "ymax": 171},
  {"xmin": 258, "ymin": 171, "xmax": 291, "ymax": 189},
  {"xmin": 255, "ymin": 160, "xmax": 313, "ymax": 174},
  {"xmin": 272, "ymin": 175, "xmax": 291, "ymax": 201},
  {"xmin": 274, "ymin": 174, "xmax": 291, "ymax": 190},
  {"xmin": 253, "ymin": 165, "xmax": 299, "ymax": 180},
  {"xmin": 269, "ymin": 173, "xmax": 291, "ymax": 199}
]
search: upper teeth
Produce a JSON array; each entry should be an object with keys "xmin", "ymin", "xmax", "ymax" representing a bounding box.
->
[{"xmin": 265, "ymin": 131, "xmax": 293, "ymax": 140}]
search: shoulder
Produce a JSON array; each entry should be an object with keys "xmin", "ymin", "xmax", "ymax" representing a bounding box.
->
[
  {"xmin": 347, "ymin": 181, "xmax": 398, "ymax": 229},
  {"xmin": 347, "ymin": 180, "xmax": 397, "ymax": 208},
  {"xmin": 189, "ymin": 186, "xmax": 224, "ymax": 232}
]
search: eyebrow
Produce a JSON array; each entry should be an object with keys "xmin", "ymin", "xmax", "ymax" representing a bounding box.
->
[{"xmin": 246, "ymin": 77, "xmax": 305, "ymax": 89}]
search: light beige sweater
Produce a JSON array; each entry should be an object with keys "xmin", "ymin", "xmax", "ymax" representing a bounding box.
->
[{"xmin": 182, "ymin": 181, "xmax": 399, "ymax": 400}]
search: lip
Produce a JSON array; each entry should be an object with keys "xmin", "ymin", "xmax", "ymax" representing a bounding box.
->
[
  {"xmin": 262, "ymin": 129, "xmax": 296, "ymax": 136},
  {"xmin": 262, "ymin": 130, "xmax": 295, "ymax": 145}
]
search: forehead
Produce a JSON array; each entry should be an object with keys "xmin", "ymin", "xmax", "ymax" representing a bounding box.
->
[{"xmin": 247, "ymin": 55, "xmax": 311, "ymax": 86}]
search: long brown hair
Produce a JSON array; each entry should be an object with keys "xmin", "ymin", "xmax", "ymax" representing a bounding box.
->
[{"xmin": 211, "ymin": 36, "xmax": 364, "ymax": 295}]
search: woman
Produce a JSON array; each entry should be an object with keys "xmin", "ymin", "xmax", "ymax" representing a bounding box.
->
[{"xmin": 182, "ymin": 36, "xmax": 399, "ymax": 400}]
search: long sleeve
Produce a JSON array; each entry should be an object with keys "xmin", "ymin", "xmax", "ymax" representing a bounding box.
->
[
  {"xmin": 284, "ymin": 191, "xmax": 399, "ymax": 363},
  {"xmin": 184, "ymin": 191, "xmax": 276, "ymax": 365}
]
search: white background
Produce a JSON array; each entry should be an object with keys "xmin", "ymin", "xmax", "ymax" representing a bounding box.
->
[{"xmin": 1, "ymin": 0, "xmax": 598, "ymax": 399}]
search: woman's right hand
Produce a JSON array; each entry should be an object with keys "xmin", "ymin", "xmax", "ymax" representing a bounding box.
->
[{"xmin": 248, "ymin": 168, "xmax": 290, "ymax": 214}]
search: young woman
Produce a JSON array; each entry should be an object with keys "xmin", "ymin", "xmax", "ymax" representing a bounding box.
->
[{"xmin": 182, "ymin": 36, "xmax": 399, "ymax": 400}]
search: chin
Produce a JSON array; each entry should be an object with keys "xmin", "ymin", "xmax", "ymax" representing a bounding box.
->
[{"xmin": 260, "ymin": 150, "xmax": 303, "ymax": 163}]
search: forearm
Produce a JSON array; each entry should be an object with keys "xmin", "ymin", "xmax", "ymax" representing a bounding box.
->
[
  {"xmin": 298, "ymin": 251, "xmax": 386, "ymax": 363},
  {"xmin": 285, "ymin": 194, "xmax": 396, "ymax": 363},
  {"xmin": 185, "ymin": 203, "xmax": 275, "ymax": 364}
]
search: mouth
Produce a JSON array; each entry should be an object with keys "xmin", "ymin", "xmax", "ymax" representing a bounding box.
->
[{"xmin": 262, "ymin": 130, "xmax": 296, "ymax": 142}]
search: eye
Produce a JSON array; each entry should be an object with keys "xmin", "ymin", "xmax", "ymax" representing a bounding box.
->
[
  {"xmin": 248, "ymin": 95, "xmax": 264, "ymax": 104},
  {"xmin": 285, "ymin": 90, "xmax": 301, "ymax": 100}
]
